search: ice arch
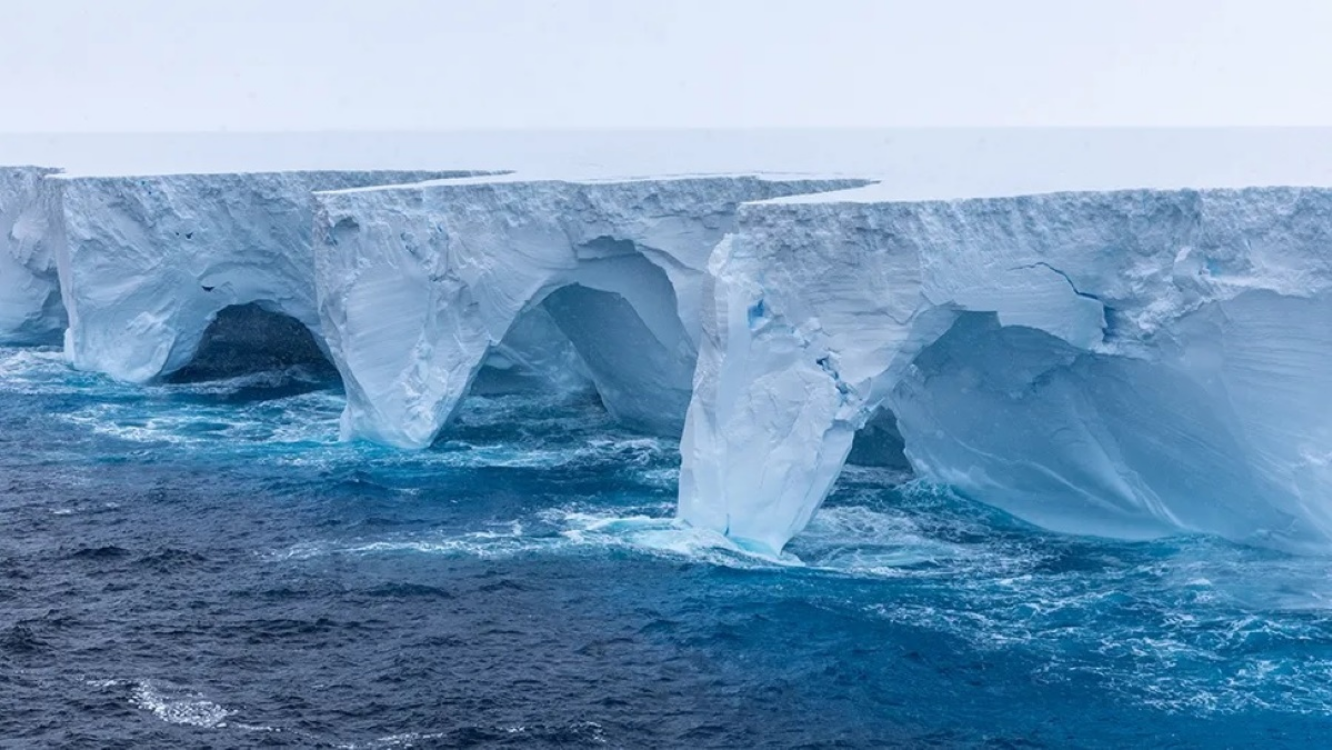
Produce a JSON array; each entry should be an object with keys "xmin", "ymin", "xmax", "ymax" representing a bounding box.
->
[
  {"xmin": 471, "ymin": 305, "xmax": 592, "ymax": 397},
  {"xmin": 845, "ymin": 409, "xmax": 910, "ymax": 470},
  {"xmin": 52, "ymin": 170, "xmax": 481, "ymax": 382},
  {"xmin": 0, "ymin": 166, "xmax": 64, "ymax": 343},
  {"xmin": 312, "ymin": 175, "xmax": 872, "ymax": 449},
  {"xmin": 540, "ymin": 270, "xmax": 696, "ymax": 433},
  {"xmin": 678, "ymin": 187, "xmax": 1332, "ymax": 555}
]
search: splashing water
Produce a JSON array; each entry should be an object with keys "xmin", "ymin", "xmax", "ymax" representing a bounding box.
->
[{"xmin": 1, "ymin": 346, "xmax": 1328, "ymax": 748}]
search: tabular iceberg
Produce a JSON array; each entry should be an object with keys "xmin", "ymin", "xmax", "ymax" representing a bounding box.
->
[
  {"xmin": 312, "ymin": 175, "xmax": 871, "ymax": 449},
  {"xmin": 678, "ymin": 186, "xmax": 1332, "ymax": 555},
  {"xmin": 53, "ymin": 170, "xmax": 479, "ymax": 383},
  {"xmin": 10, "ymin": 155, "xmax": 1328, "ymax": 558},
  {"xmin": 0, "ymin": 166, "xmax": 64, "ymax": 343}
]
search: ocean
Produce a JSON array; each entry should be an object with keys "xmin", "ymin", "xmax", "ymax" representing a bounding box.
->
[{"xmin": 1, "ymin": 345, "xmax": 1328, "ymax": 748}]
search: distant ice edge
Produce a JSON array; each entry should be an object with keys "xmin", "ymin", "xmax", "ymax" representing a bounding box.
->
[{"xmin": 678, "ymin": 187, "xmax": 1332, "ymax": 556}]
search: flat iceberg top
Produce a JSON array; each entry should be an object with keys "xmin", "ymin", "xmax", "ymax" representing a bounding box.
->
[
  {"xmin": 757, "ymin": 180, "xmax": 1333, "ymax": 206},
  {"xmin": 746, "ymin": 185, "xmax": 1333, "ymax": 211},
  {"xmin": 4, "ymin": 128, "xmax": 1326, "ymax": 195},
  {"xmin": 50, "ymin": 168, "xmax": 495, "ymax": 182},
  {"xmin": 312, "ymin": 170, "xmax": 871, "ymax": 196}
]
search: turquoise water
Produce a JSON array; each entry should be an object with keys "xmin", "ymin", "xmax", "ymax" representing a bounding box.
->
[{"xmin": 1, "ymin": 346, "xmax": 1328, "ymax": 748}]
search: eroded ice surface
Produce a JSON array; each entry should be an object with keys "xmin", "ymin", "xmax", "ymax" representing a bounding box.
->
[
  {"xmin": 0, "ymin": 166, "xmax": 63, "ymax": 343},
  {"xmin": 52, "ymin": 170, "xmax": 479, "ymax": 383},
  {"xmin": 312, "ymin": 174, "xmax": 871, "ymax": 449},
  {"xmin": 678, "ymin": 186, "xmax": 1332, "ymax": 555}
]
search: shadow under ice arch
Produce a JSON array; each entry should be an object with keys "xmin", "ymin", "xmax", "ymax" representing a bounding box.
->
[
  {"xmin": 312, "ymin": 175, "xmax": 872, "ymax": 449},
  {"xmin": 166, "ymin": 303, "xmax": 337, "ymax": 383}
]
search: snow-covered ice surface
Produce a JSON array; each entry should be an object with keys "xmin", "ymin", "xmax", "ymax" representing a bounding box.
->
[
  {"xmin": 312, "ymin": 174, "xmax": 870, "ymax": 448},
  {"xmin": 679, "ymin": 186, "xmax": 1332, "ymax": 555},
  {"xmin": 51, "ymin": 170, "xmax": 480, "ymax": 382},
  {"xmin": 0, "ymin": 166, "xmax": 64, "ymax": 343},
  {"xmin": 1, "ymin": 129, "xmax": 1328, "ymax": 194}
]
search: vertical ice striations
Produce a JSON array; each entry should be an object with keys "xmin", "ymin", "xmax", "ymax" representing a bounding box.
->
[
  {"xmin": 679, "ymin": 187, "xmax": 1332, "ymax": 555},
  {"xmin": 0, "ymin": 166, "xmax": 64, "ymax": 343},
  {"xmin": 312, "ymin": 175, "xmax": 873, "ymax": 449},
  {"xmin": 53, "ymin": 170, "xmax": 481, "ymax": 383}
]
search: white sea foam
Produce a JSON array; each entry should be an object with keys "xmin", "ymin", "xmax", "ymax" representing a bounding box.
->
[
  {"xmin": 128, "ymin": 681, "xmax": 234, "ymax": 728},
  {"xmin": 267, "ymin": 491, "xmax": 1013, "ymax": 578}
]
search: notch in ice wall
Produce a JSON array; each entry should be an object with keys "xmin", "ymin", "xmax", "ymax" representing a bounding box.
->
[
  {"xmin": 53, "ymin": 170, "xmax": 483, "ymax": 383},
  {"xmin": 678, "ymin": 186, "xmax": 1332, "ymax": 556},
  {"xmin": 0, "ymin": 166, "xmax": 64, "ymax": 343},
  {"xmin": 312, "ymin": 175, "xmax": 874, "ymax": 449}
]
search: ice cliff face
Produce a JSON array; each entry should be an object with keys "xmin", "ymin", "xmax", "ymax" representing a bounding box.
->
[
  {"xmin": 678, "ymin": 187, "xmax": 1332, "ymax": 556},
  {"xmin": 0, "ymin": 166, "xmax": 64, "ymax": 343},
  {"xmin": 11, "ymin": 159, "xmax": 1328, "ymax": 557},
  {"xmin": 312, "ymin": 176, "xmax": 871, "ymax": 449},
  {"xmin": 54, "ymin": 170, "xmax": 479, "ymax": 383}
]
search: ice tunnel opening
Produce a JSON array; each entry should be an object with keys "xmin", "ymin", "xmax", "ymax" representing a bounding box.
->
[
  {"xmin": 447, "ymin": 243, "xmax": 698, "ymax": 443},
  {"xmin": 846, "ymin": 408, "xmax": 911, "ymax": 471},
  {"xmin": 467, "ymin": 305, "xmax": 595, "ymax": 399},
  {"xmin": 167, "ymin": 303, "xmax": 338, "ymax": 386},
  {"xmin": 540, "ymin": 277, "xmax": 696, "ymax": 438}
]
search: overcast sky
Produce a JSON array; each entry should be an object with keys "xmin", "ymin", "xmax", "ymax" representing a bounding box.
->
[{"xmin": 2, "ymin": 0, "xmax": 1328, "ymax": 131}]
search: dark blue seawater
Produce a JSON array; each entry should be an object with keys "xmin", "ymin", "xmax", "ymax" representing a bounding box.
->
[{"xmin": 1, "ymin": 345, "xmax": 1328, "ymax": 748}]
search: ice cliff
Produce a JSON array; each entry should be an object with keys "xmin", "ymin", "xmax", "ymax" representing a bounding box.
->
[
  {"xmin": 7, "ymin": 159, "xmax": 1328, "ymax": 557},
  {"xmin": 677, "ymin": 186, "xmax": 1332, "ymax": 556},
  {"xmin": 0, "ymin": 166, "xmax": 64, "ymax": 343},
  {"xmin": 52, "ymin": 170, "xmax": 479, "ymax": 382},
  {"xmin": 312, "ymin": 175, "xmax": 871, "ymax": 449}
]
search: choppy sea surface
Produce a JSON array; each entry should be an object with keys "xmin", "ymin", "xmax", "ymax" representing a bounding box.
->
[{"xmin": 1, "ymin": 345, "xmax": 1329, "ymax": 748}]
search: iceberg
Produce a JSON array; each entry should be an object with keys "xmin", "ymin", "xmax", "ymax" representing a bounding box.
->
[
  {"xmin": 52, "ymin": 170, "xmax": 480, "ymax": 383},
  {"xmin": 678, "ymin": 186, "xmax": 1332, "ymax": 555},
  {"xmin": 312, "ymin": 175, "xmax": 871, "ymax": 448},
  {"xmin": 0, "ymin": 166, "xmax": 64, "ymax": 343},
  {"xmin": 10, "ymin": 151, "xmax": 1328, "ymax": 557}
]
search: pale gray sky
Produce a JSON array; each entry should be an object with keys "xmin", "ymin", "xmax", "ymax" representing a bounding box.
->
[{"xmin": 2, "ymin": 0, "xmax": 1329, "ymax": 131}]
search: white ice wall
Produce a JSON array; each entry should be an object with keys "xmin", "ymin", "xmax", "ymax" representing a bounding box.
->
[
  {"xmin": 0, "ymin": 166, "xmax": 63, "ymax": 343},
  {"xmin": 312, "ymin": 175, "xmax": 872, "ymax": 449},
  {"xmin": 21, "ymin": 160, "xmax": 1329, "ymax": 557},
  {"xmin": 678, "ymin": 187, "xmax": 1332, "ymax": 555},
  {"xmin": 53, "ymin": 170, "xmax": 478, "ymax": 382}
]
